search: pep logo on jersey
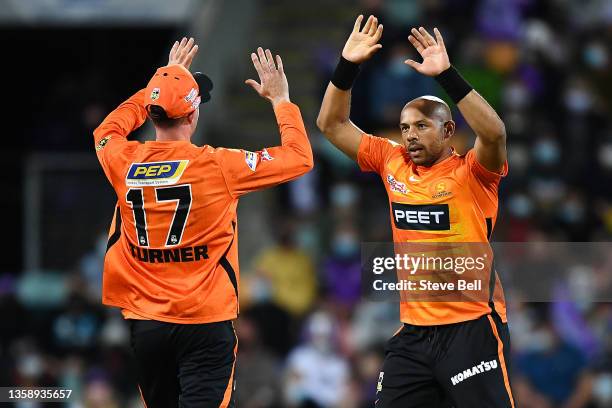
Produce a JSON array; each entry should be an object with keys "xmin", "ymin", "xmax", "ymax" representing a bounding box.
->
[
  {"xmin": 126, "ymin": 160, "xmax": 189, "ymax": 187},
  {"xmin": 391, "ymin": 203, "xmax": 450, "ymax": 231}
]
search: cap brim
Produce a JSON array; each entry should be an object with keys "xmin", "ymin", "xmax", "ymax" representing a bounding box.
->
[{"xmin": 193, "ymin": 72, "xmax": 213, "ymax": 104}]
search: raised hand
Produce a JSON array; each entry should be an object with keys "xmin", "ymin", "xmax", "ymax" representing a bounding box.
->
[
  {"xmin": 405, "ymin": 27, "xmax": 450, "ymax": 76},
  {"xmin": 245, "ymin": 47, "xmax": 290, "ymax": 107},
  {"xmin": 168, "ymin": 37, "xmax": 199, "ymax": 69},
  {"xmin": 342, "ymin": 15, "xmax": 383, "ymax": 64}
]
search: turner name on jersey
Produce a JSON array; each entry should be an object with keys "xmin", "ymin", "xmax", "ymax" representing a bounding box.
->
[{"xmin": 128, "ymin": 242, "xmax": 209, "ymax": 263}]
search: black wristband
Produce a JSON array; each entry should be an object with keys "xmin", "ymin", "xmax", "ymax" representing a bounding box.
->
[
  {"xmin": 435, "ymin": 65, "xmax": 473, "ymax": 104},
  {"xmin": 331, "ymin": 56, "xmax": 361, "ymax": 90}
]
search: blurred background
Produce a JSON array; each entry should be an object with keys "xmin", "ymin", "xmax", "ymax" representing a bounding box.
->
[{"xmin": 1, "ymin": 0, "xmax": 612, "ymax": 406}]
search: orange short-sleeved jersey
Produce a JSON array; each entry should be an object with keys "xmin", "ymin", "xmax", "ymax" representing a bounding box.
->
[
  {"xmin": 358, "ymin": 134, "xmax": 508, "ymax": 326},
  {"xmin": 94, "ymin": 90, "xmax": 312, "ymax": 324}
]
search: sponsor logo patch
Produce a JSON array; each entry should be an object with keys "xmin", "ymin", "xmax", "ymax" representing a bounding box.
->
[
  {"xmin": 261, "ymin": 148, "xmax": 274, "ymax": 161},
  {"xmin": 451, "ymin": 359, "xmax": 498, "ymax": 386},
  {"xmin": 245, "ymin": 151, "xmax": 258, "ymax": 171},
  {"xmin": 126, "ymin": 160, "xmax": 189, "ymax": 186},
  {"xmin": 387, "ymin": 174, "xmax": 408, "ymax": 195},
  {"xmin": 376, "ymin": 372, "xmax": 384, "ymax": 393},
  {"xmin": 191, "ymin": 95, "xmax": 201, "ymax": 109},
  {"xmin": 431, "ymin": 180, "xmax": 453, "ymax": 199},
  {"xmin": 150, "ymin": 87, "xmax": 160, "ymax": 101},
  {"xmin": 185, "ymin": 88, "xmax": 200, "ymax": 109},
  {"xmin": 391, "ymin": 203, "xmax": 450, "ymax": 231},
  {"xmin": 95, "ymin": 135, "xmax": 111, "ymax": 151},
  {"xmin": 185, "ymin": 88, "xmax": 198, "ymax": 103}
]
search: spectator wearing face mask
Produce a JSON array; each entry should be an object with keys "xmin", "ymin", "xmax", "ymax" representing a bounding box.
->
[
  {"xmin": 322, "ymin": 224, "xmax": 362, "ymax": 308},
  {"xmin": 514, "ymin": 309, "xmax": 594, "ymax": 408},
  {"xmin": 284, "ymin": 311, "xmax": 349, "ymax": 408}
]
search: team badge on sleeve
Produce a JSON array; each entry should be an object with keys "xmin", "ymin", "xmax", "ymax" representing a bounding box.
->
[
  {"xmin": 95, "ymin": 135, "xmax": 111, "ymax": 151},
  {"xmin": 126, "ymin": 160, "xmax": 189, "ymax": 186},
  {"xmin": 387, "ymin": 174, "xmax": 408, "ymax": 195},
  {"xmin": 245, "ymin": 151, "xmax": 258, "ymax": 171},
  {"xmin": 261, "ymin": 148, "xmax": 274, "ymax": 162}
]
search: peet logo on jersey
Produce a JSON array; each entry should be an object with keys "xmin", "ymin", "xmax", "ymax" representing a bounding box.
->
[
  {"xmin": 126, "ymin": 160, "xmax": 189, "ymax": 187},
  {"xmin": 391, "ymin": 203, "xmax": 450, "ymax": 231}
]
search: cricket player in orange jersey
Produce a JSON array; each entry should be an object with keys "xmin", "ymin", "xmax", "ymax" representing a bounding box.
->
[
  {"xmin": 93, "ymin": 37, "xmax": 312, "ymax": 407},
  {"xmin": 317, "ymin": 16, "xmax": 513, "ymax": 407}
]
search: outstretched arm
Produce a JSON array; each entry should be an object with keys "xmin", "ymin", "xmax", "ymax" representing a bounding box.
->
[
  {"xmin": 93, "ymin": 37, "xmax": 200, "ymax": 167},
  {"xmin": 244, "ymin": 47, "xmax": 313, "ymax": 169},
  {"xmin": 217, "ymin": 47, "xmax": 313, "ymax": 197},
  {"xmin": 406, "ymin": 27, "xmax": 506, "ymax": 172},
  {"xmin": 316, "ymin": 15, "xmax": 383, "ymax": 161}
]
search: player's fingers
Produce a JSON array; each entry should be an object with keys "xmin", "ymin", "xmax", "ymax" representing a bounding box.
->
[
  {"xmin": 178, "ymin": 37, "xmax": 190, "ymax": 59},
  {"xmin": 276, "ymin": 55, "xmax": 284, "ymax": 74},
  {"xmin": 251, "ymin": 52, "xmax": 265, "ymax": 80},
  {"xmin": 178, "ymin": 37, "xmax": 187, "ymax": 52},
  {"xmin": 408, "ymin": 35, "xmax": 425, "ymax": 54},
  {"xmin": 373, "ymin": 24, "xmax": 383, "ymax": 42},
  {"xmin": 368, "ymin": 44, "xmax": 383, "ymax": 55},
  {"xmin": 257, "ymin": 47, "xmax": 270, "ymax": 73},
  {"xmin": 169, "ymin": 40, "xmax": 179, "ymax": 59},
  {"xmin": 434, "ymin": 27, "xmax": 446, "ymax": 50},
  {"xmin": 410, "ymin": 28, "xmax": 428, "ymax": 49},
  {"xmin": 265, "ymin": 49, "xmax": 276, "ymax": 71},
  {"xmin": 368, "ymin": 17, "xmax": 378, "ymax": 36},
  {"xmin": 185, "ymin": 44, "xmax": 198, "ymax": 66},
  {"xmin": 404, "ymin": 59, "xmax": 421, "ymax": 70},
  {"xmin": 353, "ymin": 14, "xmax": 363, "ymax": 32},
  {"xmin": 362, "ymin": 15, "xmax": 374, "ymax": 34},
  {"xmin": 419, "ymin": 27, "xmax": 436, "ymax": 47},
  {"xmin": 185, "ymin": 37, "xmax": 195, "ymax": 51},
  {"xmin": 244, "ymin": 79, "xmax": 262, "ymax": 93}
]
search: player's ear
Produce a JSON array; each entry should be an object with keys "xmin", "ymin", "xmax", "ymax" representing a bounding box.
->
[
  {"xmin": 186, "ymin": 109, "xmax": 198, "ymax": 125},
  {"xmin": 443, "ymin": 120, "xmax": 455, "ymax": 140}
]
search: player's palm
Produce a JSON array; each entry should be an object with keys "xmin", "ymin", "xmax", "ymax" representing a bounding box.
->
[
  {"xmin": 245, "ymin": 47, "xmax": 290, "ymax": 106},
  {"xmin": 342, "ymin": 15, "xmax": 383, "ymax": 64},
  {"xmin": 405, "ymin": 27, "xmax": 451, "ymax": 77}
]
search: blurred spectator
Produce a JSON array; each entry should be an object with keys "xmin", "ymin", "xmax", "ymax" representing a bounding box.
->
[
  {"xmin": 352, "ymin": 346, "xmax": 385, "ymax": 407},
  {"xmin": 322, "ymin": 223, "xmax": 362, "ymax": 308},
  {"xmin": 284, "ymin": 312, "xmax": 349, "ymax": 408},
  {"xmin": 252, "ymin": 221, "xmax": 317, "ymax": 318},
  {"xmin": 369, "ymin": 43, "xmax": 438, "ymax": 125},
  {"xmin": 514, "ymin": 314, "xmax": 594, "ymax": 408},
  {"xmin": 83, "ymin": 378, "xmax": 120, "ymax": 408},
  {"xmin": 234, "ymin": 316, "xmax": 282, "ymax": 408},
  {"xmin": 53, "ymin": 293, "xmax": 100, "ymax": 349}
]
